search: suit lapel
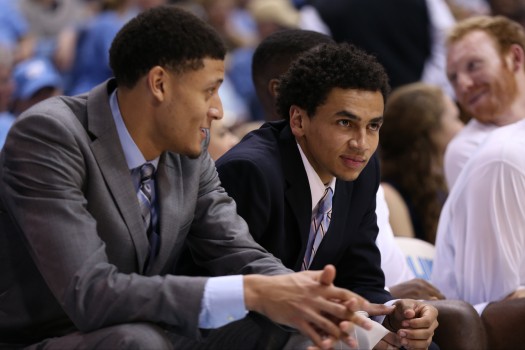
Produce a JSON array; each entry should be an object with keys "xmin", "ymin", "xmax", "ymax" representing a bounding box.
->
[
  {"xmin": 279, "ymin": 125, "xmax": 312, "ymax": 270},
  {"xmin": 87, "ymin": 81, "xmax": 150, "ymax": 271}
]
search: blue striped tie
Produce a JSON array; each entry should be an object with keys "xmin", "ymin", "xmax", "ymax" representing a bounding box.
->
[
  {"xmin": 302, "ymin": 187, "xmax": 333, "ymax": 270},
  {"xmin": 137, "ymin": 163, "xmax": 159, "ymax": 269}
]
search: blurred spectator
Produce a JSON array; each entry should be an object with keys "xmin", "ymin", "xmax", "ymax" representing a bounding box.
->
[
  {"xmin": 18, "ymin": 0, "xmax": 91, "ymax": 60},
  {"xmin": 11, "ymin": 57, "xmax": 63, "ymax": 116},
  {"xmin": 488, "ymin": 0, "xmax": 525, "ymax": 28},
  {"xmin": 0, "ymin": 45, "xmax": 16, "ymax": 149},
  {"xmin": 65, "ymin": 0, "xmax": 136, "ymax": 95},
  {"xmin": 208, "ymin": 119, "xmax": 239, "ymax": 160},
  {"xmin": 310, "ymin": 0, "xmax": 455, "ymax": 95},
  {"xmin": 446, "ymin": 0, "xmax": 491, "ymax": 18},
  {"xmin": 226, "ymin": 0, "xmax": 304, "ymax": 122},
  {"xmin": 380, "ymin": 82, "xmax": 463, "ymax": 243},
  {"xmin": 432, "ymin": 16, "xmax": 525, "ymax": 348},
  {"xmin": 0, "ymin": 0, "xmax": 34, "ymax": 63}
]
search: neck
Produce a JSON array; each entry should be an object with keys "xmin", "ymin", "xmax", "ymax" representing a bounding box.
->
[{"xmin": 117, "ymin": 86, "xmax": 160, "ymax": 161}]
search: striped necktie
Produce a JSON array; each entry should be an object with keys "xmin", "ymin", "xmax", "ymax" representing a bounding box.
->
[
  {"xmin": 137, "ymin": 163, "xmax": 159, "ymax": 269},
  {"xmin": 302, "ymin": 187, "xmax": 333, "ymax": 270}
]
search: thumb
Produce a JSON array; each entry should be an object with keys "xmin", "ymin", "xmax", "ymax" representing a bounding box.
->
[{"xmin": 319, "ymin": 264, "xmax": 337, "ymax": 286}]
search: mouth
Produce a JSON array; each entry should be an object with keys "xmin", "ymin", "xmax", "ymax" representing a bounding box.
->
[
  {"xmin": 201, "ymin": 128, "xmax": 210, "ymax": 148},
  {"xmin": 466, "ymin": 89, "xmax": 487, "ymax": 108},
  {"xmin": 340, "ymin": 155, "xmax": 367, "ymax": 169}
]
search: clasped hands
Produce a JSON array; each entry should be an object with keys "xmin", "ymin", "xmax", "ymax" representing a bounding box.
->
[{"xmin": 244, "ymin": 264, "xmax": 438, "ymax": 350}]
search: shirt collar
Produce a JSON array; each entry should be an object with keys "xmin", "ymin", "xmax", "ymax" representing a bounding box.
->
[
  {"xmin": 297, "ymin": 143, "xmax": 336, "ymax": 211},
  {"xmin": 110, "ymin": 89, "xmax": 159, "ymax": 171}
]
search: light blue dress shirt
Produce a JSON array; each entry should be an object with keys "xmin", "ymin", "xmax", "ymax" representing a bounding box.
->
[{"xmin": 109, "ymin": 90, "xmax": 247, "ymax": 328}]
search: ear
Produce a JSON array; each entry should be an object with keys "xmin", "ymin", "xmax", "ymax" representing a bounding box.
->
[
  {"xmin": 506, "ymin": 44, "xmax": 524, "ymax": 72},
  {"xmin": 268, "ymin": 78, "xmax": 280, "ymax": 99},
  {"xmin": 289, "ymin": 105, "xmax": 307, "ymax": 137},
  {"xmin": 147, "ymin": 66, "xmax": 169, "ymax": 102}
]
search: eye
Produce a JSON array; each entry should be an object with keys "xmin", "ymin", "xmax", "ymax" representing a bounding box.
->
[
  {"xmin": 467, "ymin": 60, "xmax": 481, "ymax": 72},
  {"xmin": 337, "ymin": 119, "xmax": 351, "ymax": 127},
  {"xmin": 448, "ymin": 72, "xmax": 457, "ymax": 85},
  {"xmin": 368, "ymin": 122, "xmax": 382, "ymax": 132}
]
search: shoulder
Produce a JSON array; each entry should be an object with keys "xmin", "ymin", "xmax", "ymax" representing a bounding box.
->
[
  {"xmin": 217, "ymin": 122, "xmax": 283, "ymax": 169},
  {"xmin": 478, "ymin": 120, "xmax": 525, "ymax": 168}
]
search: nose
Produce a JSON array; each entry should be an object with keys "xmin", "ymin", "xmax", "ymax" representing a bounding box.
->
[
  {"xmin": 455, "ymin": 72, "xmax": 474, "ymax": 94},
  {"xmin": 208, "ymin": 94, "xmax": 223, "ymax": 121},
  {"xmin": 348, "ymin": 128, "xmax": 368, "ymax": 150}
]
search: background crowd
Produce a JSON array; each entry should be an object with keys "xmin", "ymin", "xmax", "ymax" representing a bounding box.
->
[{"xmin": 1, "ymin": 0, "xmax": 525, "ymax": 349}]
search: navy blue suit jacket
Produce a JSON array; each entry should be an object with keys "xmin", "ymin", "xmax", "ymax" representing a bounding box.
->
[{"xmin": 216, "ymin": 120, "xmax": 391, "ymax": 304}]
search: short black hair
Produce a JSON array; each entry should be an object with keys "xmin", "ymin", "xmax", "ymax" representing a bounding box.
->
[
  {"xmin": 276, "ymin": 42, "xmax": 390, "ymax": 120},
  {"xmin": 109, "ymin": 5, "xmax": 226, "ymax": 88},
  {"xmin": 252, "ymin": 29, "xmax": 334, "ymax": 94}
]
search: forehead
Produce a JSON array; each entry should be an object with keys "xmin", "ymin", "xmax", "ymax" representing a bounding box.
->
[
  {"xmin": 319, "ymin": 88, "xmax": 384, "ymax": 116},
  {"xmin": 177, "ymin": 58, "xmax": 225, "ymax": 83},
  {"xmin": 447, "ymin": 30, "xmax": 500, "ymax": 66}
]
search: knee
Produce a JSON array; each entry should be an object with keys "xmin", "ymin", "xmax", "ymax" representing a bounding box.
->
[
  {"xmin": 111, "ymin": 323, "xmax": 173, "ymax": 350},
  {"xmin": 429, "ymin": 300, "xmax": 487, "ymax": 350},
  {"xmin": 431, "ymin": 299, "xmax": 479, "ymax": 326}
]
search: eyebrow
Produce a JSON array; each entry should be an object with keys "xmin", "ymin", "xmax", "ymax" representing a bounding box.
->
[{"xmin": 335, "ymin": 110, "xmax": 384, "ymax": 123}]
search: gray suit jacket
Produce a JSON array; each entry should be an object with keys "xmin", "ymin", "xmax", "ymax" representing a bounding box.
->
[{"xmin": 0, "ymin": 80, "xmax": 288, "ymax": 345}]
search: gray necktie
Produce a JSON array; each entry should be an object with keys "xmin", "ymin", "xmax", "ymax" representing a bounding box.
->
[{"xmin": 137, "ymin": 163, "xmax": 159, "ymax": 269}]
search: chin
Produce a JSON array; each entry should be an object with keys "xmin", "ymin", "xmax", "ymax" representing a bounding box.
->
[
  {"xmin": 337, "ymin": 171, "xmax": 361, "ymax": 182},
  {"xmin": 187, "ymin": 148, "xmax": 203, "ymax": 159}
]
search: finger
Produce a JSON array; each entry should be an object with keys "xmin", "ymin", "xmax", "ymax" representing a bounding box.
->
[
  {"xmin": 363, "ymin": 302, "xmax": 395, "ymax": 317},
  {"xmin": 300, "ymin": 304, "xmax": 346, "ymax": 342},
  {"xmin": 381, "ymin": 331, "xmax": 403, "ymax": 348},
  {"xmin": 337, "ymin": 320, "xmax": 359, "ymax": 347},
  {"xmin": 393, "ymin": 300, "xmax": 416, "ymax": 319},
  {"xmin": 321, "ymin": 287, "xmax": 370, "ymax": 313},
  {"xmin": 319, "ymin": 264, "xmax": 336, "ymax": 286},
  {"xmin": 299, "ymin": 321, "xmax": 333, "ymax": 350},
  {"xmin": 397, "ymin": 328, "xmax": 434, "ymax": 349}
]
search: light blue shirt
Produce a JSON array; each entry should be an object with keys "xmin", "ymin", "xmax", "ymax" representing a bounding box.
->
[
  {"xmin": 109, "ymin": 90, "xmax": 247, "ymax": 329},
  {"xmin": 0, "ymin": 112, "xmax": 15, "ymax": 150}
]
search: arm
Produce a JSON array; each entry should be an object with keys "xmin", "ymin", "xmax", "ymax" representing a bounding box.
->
[
  {"xmin": 0, "ymin": 108, "xmax": 209, "ymax": 336},
  {"xmin": 381, "ymin": 182, "xmax": 415, "ymax": 238}
]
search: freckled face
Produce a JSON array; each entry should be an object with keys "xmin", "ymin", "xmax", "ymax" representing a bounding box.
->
[
  {"xmin": 154, "ymin": 59, "xmax": 224, "ymax": 158},
  {"xmin": 446, "ymin": 30, "xmax": 517, "ymax": 124},
  {"xmin": 292, "ymin": 88, "xmax": 384, "ymax": 183}
]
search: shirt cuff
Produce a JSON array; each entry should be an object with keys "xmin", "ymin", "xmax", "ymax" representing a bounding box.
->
[{"xmin": 198, "ymin": 275, "xmax": 248, "ymax": 329}]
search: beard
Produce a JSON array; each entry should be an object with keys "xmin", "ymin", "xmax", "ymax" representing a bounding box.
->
[{"xmin": 467, "ymin": 62, "xmax": 518, "ymax": 124}]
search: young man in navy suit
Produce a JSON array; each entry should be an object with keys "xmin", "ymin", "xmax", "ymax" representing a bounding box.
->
[{"xmin": 216, "ymin": 41, "xmax": 439, "ymax": 349}]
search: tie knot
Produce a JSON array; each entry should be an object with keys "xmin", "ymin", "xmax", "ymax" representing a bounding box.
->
[
  {"xmin": 318, "ymin": 187, "xmax": 333, "ymax": 215},
  {"xmin": 140, "ymin": 163, "xmax": 155, "ymax": 183}
]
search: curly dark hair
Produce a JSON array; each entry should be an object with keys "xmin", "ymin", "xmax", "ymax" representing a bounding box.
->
[
  {"xmin": 380, "ymin": 83, "xmax": 448, "ymax": 243},
  {"xmin": 276, "ymin": 42, "xmax": 390, "ymax": 120},
  {"xmin": 109, "ymin": 5, "xmax": 226, "ymax": 88}
]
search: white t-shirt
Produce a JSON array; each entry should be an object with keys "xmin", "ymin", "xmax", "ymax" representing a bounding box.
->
[
  {"xmin": 432, "ymin": 119, "xmax": 525, "ymax": 314},
  {"xmin": 444, "ymin": 118, "xmax": 497, "ymax": 190}
]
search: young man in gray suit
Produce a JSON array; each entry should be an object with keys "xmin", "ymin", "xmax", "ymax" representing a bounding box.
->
[{"xmin": 0, "ymin": 6, "xmax": 390, "ymax": 349}]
